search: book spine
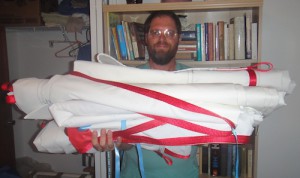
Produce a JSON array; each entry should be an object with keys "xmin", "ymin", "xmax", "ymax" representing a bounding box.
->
[
  {"xmin": 211, "ymin": 144, "xmax": 221, "ymax": 176},
  {"xmin": 215, "ymin": 23, "xmax": 219, "ymax": 61},
  {"xmin": 181, "ymin": 31, "xmax": 197, "ymax": 41},
  {"xmin": 116, "ymin": 24, "xmax": 128, "ymax": 60},
  {"xmin": 201, "ymin": 23, "xmax": 206, "ymax": 61},
  {"xmin": 122, "ymin": 21, "xmax": 134, "ymax": 60},
  {"xmin": 196, "ymin": 23, "xmax": 202, "ymax": 61},
  {"xmin": 205, "ymin": 23, "xmax": 209, "ymax": 61},
  {"xmin": 251, "ymin": 23, "xmax": 258, "ymax": 60},
  {"xmin": 110, "ymin": 28, "xmax": 118, "ymax": 60},
  {"xmin": 228, "ymin": 23, "xmax": 235, "ymax": 60},
  {"xmin": 218, "ymin": 21, "xmax": 225, "ymax": 60},
  {"xmin": 202, "ymin": 145, "xmax": 209, "ymax": 174},
  {"xmin": 227, "ymin": 144, "xmax": 233, "ymax": 177},
  {"xmin": 245, "ymin": 15, "xmax": 252, "ymax": 59},
  {"xmin": 133, "ymin": 22, "xmax": 146, "ymax": 60},
  {"xmin": 111, "ymin": 27, "xmax": 121, "ymax": 60},
  {"xmin": 233, "ymin": 16, "xmax": 246, "ymax": 60},
  {"xmin": 128, "ymin": 22, "xmax": 140, "ymax": 60},
  {"xmin": 175, "ymin": 52, "xmax": 196, "ymax": 60},
  {"xmin": 224, "ymin": 23, "xmax": 229, "ymax": 60},
  {"xmin": 220, "ymin": 144, "xmax": 228, "ymax": 176},
  {"xmin": 247, "ymin": 147, "xmax": 253, "ymax": 178},
  {"xmin": 178, "ymin": 45, "xmax": 197, "ymax": 51},
  {"xmin": 198, "ymin": 146, "xmax": 203, "ymax": 175},
  {"xmin": 208, "ymin": 22, "xmax": 214, "ymax": 61}
]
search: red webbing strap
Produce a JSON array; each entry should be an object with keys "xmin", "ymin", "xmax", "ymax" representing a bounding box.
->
[
  {"xmin": 164, "ymin": 148, "xmax": 190, "ymax": 160},
  {"xmin": 114, "ymin": 113, "xmax": 231, "ymax": 141},
  {"xmin": 65, "ymin": 126, "xmax": 250, "ymax": 154},
  {"xmin": 216, "ymin": 62, "xmax": 274, "ymax": 87},
  {"xmin": 119, "ymin": 134, "xmax": 250, "ymax": 145},
  {"xmin": 70, "ymin": 71, "xmax": 235, "ymax": 129},
  {"xmin": 247, "ymin": 69, "xmax": 257, "ymax": 86}
]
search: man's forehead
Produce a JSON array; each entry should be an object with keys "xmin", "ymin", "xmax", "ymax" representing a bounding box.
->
[{"xmin": 150, "ymin": 16, "xmax": 176, "ymax": 28}]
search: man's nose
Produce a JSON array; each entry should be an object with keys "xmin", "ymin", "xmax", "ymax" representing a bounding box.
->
[{"xmin": 158, "ymin": 33, "xmax": 167, "ymax": 41}]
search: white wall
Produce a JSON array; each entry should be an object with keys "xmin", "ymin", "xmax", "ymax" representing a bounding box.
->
[
  {"xmin": 7, "ymin": 30, "xmax": 88, "ymax": 174},
  {"xmin": 6, "ymin": 0, "xmax": 300, "ymax": 177},
  {"xmin": 257, "ymin": 0, "xmax": 300, "ymax": 177}
]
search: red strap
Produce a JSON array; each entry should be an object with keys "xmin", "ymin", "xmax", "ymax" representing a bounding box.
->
[
  {"xmin": 66, "ymin": 128, "xmax": 93, "ymax": 153},
  {"xmin": 247, "ymin": 69, "xmax": 257, "ymax": 86},
  {"xmin": 164, "ymin": 148, "xmax": 190, "ymax": 160},
  {"xmin": 119, "ymin": 134, "xmax": 250, "ymax": 145},
  {"xmin": 155, "ymin": 151, "xmax": 173, "ymax": 165},
  {"xmin": 67, "ymin": 71, "xmax": 251, "ymax": 152},
  {"xmin": 70, "ymin": 71, "xmax": 235, "ymax": 129},
  {"xmin": 66, "ymin": 126, "xmax": 250, "ymax": 155},
  {"xmin": 6, "ymin": 95, "xmax": 16, "ymax": 104}
]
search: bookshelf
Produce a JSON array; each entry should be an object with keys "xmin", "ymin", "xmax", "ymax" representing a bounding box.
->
[
  {"xmin": 92, "ymin": 0, "xmax": 262, "ymax": 177},
  {"xmin": 101, "ymin": 0, "xmax": 263, "ymax": 68}
]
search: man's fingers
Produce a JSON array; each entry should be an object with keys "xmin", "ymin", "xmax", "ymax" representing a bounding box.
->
[
  {"xmin": 107, "ymin": 130, "xmax": 114, "ymax": 150},
  {"xmin": 92, "ymin": 130, "xmax": 102, "ymax": 151},
  {"xmin": 92, "ymin": 129, "xmax": 118, "ymax": 151}
]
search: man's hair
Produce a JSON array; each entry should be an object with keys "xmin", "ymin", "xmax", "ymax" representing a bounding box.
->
[{"xmin": 144, "ymin": 11, "xmax": 182, "ymax": 35}]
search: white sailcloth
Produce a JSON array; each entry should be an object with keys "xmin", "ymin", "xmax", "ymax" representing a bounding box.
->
[{"xmin": 8, "ymin": 53, "xmax": 295, "ymax": 156}]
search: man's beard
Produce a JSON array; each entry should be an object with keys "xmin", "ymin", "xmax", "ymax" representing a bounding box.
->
[{"xmin": 148, "ymin": 43, "xmax": 178, "ymax": 65}]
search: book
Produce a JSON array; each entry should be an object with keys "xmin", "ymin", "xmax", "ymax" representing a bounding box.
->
[
  {"xmin": 204, "ymin": 23, "xmax": 209, "ymax": 61},
  {"xmin": 217, "ymin": 21, "xmax": 225, "ymax": 60},
  {"xmin": 207, "ymin": 22, "xmax": 214, "ymax": 61},
  {"xmin": 228, "ymin": 23, "xmax": 235, "ymax": 60},
  {"xmin": 202, "ymin": 145, "xmax": 209, "ymax": 174},
  {"xmin": 128, "ymin": 22, "xmax": 139, "ymax": 60},
  {"xmin": 122, "ymin": 21, "xmax": 134, "ymax": 60},
  {"xmin": 210, "ymin": 144, "xmax": 221, "ymax": 176},
  {"xmin": 215, "ymin": 23, "xmax": 219, "ymax": 61},
  {"xmin": 178, "ymin": 44, "xmax": 197, "ymax": 51},
  {"xmin": 116, "ymin": 24, "xmax": 128, "ymax": 60},
  {"xmin": 247, "ymin": 147, "xmax": 253, "ymax": 178},
  {"xmin": 220, "ymin": 144, "xmax": 228, "ymax": 176},
  {"xmin": 129, "ymin": 22, "xmax": 146, "ymax": 60},
  {"xmin": 251, "ymin": 22, "xmax": 258, "ymax": 60},
  {"xmin": 231, "ymin": 16, "xmax": 246, "ymax": 60},
  {"xmin": 181, "ymin": 31, "xmax": 197, "ymax": 41},
  {"xmin": 224, "ymin": 23, "xmax": 229, "ymax": 60},
  {"xmin": 195, "ymin": 23, "xmax": 202, "ymax": 61},
  {"xmin": 111, "ymin": 27, "xmax": 121, "ymax": 60},
  {"xmin": 245, "ymin": 15, "xmax": 252, "ymax": 59},
  {"xmin": 227, "ymin": 144, "xmax": 233, "ymax": 177},
  {"xmin": 175, "ymin": 51, "xmax": 196, "ymax": 60},
  {"xmin": 201, "ymin": 23, "xmax": 206, "ymax": 61},
  {"xmin": 241, "ymin": 147, "xmax": 247, "ymax": 177},
  {"xmin": 198, "ymin": 146, "xmax": 203, "ymax": 175},
  {"xmin": 179, "ymin": 40, "xmax": 197, "ymax": 45}
]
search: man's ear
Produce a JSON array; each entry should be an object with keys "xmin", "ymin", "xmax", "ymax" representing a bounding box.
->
[{"xmin": 144, "ymin": 34, "xmax": 148, "ymax": 46}]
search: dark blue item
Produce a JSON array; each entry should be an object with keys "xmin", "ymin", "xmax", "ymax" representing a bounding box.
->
[
  {"xmin": 58, "ymin": 0, "xmax": 90, "ymax": 15},
  {"xmin": 77, "ymin": 44, "xmax": 91, "ymax": 61},
  {"xmin": 0, "ymin": 166, "xmax": 21, "ymax": 178}
]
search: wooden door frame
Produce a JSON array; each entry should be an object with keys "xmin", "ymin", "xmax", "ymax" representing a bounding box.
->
[{"xmin": 0, "ymin": 25, "xmax": 16, "ymax": 168}]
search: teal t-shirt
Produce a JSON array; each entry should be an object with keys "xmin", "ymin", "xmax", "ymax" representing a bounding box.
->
[{"xmin": 120, "ymin": 62, "xmax": 199, "ymax": 178}]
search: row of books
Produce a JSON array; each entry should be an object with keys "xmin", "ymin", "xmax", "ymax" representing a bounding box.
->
[
  {"xmin": 178, "ymin": 15, "xmax": 258, "ymax": 61},
  {"xmin": 198, "ymin": 144, "xmax": 254, "ymax": 178},
  {"xmin": 110, "ymin": 21, "xmax": 146, "ymax": 61}
]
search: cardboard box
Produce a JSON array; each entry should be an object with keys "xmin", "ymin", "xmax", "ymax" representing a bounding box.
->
[{"xmin": 0, "ymin": 0, "xmax": 42, "ymax": 26}]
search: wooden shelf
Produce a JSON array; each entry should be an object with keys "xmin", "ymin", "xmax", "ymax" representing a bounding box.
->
[{"xmin": 103, "ymin": 0, "xmax": 263, "ymax": 12}]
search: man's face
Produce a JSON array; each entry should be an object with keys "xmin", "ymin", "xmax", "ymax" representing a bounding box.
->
[{"xmin": 145, "ymin": 16, "xmax": 180, "ymax": 65}]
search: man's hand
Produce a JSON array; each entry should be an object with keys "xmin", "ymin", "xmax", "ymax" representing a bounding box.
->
[{"xmin": 92, "ymin": 129, "xmax": 132, "ymax": 151}]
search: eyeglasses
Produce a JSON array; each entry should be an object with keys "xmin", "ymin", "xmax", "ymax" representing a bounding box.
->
[{"xmin": 148, "ymin": 29, "xmax": 178, "ymax": 39}]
